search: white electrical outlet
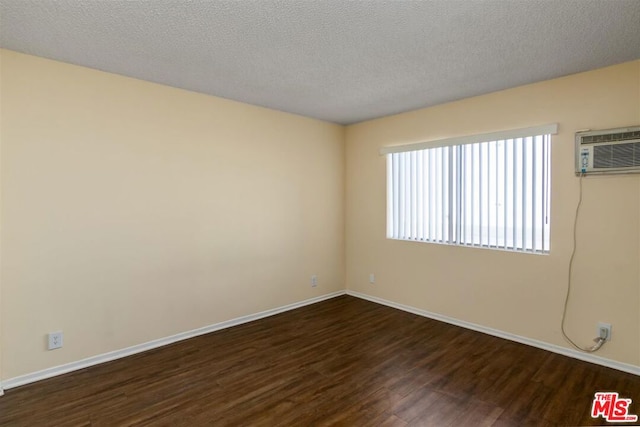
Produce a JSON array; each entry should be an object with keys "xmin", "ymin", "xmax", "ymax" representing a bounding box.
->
[
  {"xmin": 369, "ymin": 273, "xmax": 375, "ymax": 284},
  {"xmin": 48, "ymin": 331, "xmax": 63, "ymax": 350},
  {"xmin": 311, "ymin": 275, "xmax": 318, "ymax": 287},
  {"xmin": 597, "ymin": 322, "xmax": 612, "ymax": 342}
]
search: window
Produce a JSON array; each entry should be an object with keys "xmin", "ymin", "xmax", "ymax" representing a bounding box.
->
[{"xmin": 383, "ymin": 124, "xmax": 556, "ymax": 253}]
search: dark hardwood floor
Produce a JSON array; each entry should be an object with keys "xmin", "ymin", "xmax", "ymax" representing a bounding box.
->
[{"xmin": 1, "ymin": 295, "xmax": 640, "ymax": 426}]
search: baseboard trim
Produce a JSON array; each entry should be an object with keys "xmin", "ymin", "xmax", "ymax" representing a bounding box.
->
[
  {"xmin": 2, "ymin": 290, "xmax": 346, "ymax": 391},
  {"xmin": 347, "ymin": 290, "xmax": 640, "ymax": 376},
  {"xmin": 5, "ymin": 288, "xmax": 635, "ymax": 392}
]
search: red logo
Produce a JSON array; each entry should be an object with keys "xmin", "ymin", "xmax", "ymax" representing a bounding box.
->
[{"xmin": 591, "ymin": 392, "xmax": 638, "ymax": 423}]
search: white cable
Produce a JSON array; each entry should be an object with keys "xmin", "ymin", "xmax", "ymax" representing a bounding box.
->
[{"xmin": 561, "ymin": 173, "xmax": 606, "ymax": 353}]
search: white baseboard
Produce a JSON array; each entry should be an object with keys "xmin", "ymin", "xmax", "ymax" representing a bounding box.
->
[
  {"xmin": 347, "ymin": 290, "xmax": 640, "ymax": 376},
  {"xmin": 4, "ymin": 288, "xmax": 634, "ymax": 394},
  {"xmin": 1, "ymin": 290, "xmax": 346, "ymax": 391}
]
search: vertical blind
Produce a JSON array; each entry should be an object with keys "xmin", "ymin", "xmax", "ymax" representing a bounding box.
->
[{"xmin": 385, "ymin": 128, "xmax": 553, "ymax": 253}]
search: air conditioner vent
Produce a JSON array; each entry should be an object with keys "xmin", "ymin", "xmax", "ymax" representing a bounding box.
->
[
  {"xmin": 576, "ymin": 126, "xmax": 640, "ymax": 175},
  {"xmin": 580, "ymin": 130, "xmax": 640, "ymax": 144},
  {"xmin": 593, "ymin": 142, "xmax": 640, "ymax": 169}
]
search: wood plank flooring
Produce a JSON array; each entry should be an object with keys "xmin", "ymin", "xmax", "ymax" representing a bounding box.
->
[{"xmin": 2, "ymin": 295, "xmax": 640, "ymax": 426}]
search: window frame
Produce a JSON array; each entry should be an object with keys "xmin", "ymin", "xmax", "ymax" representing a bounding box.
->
[{"xmin": 382, "ymin": 124, "xmax": 557, "ymax": 254}]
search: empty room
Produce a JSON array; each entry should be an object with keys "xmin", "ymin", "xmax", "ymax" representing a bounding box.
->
[{"xmin": 1, "ymin": 1, "xmax": 640, "ymax": 426}]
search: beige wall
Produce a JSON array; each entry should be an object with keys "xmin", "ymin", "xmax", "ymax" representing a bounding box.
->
[
  {"xmin": 0, "ymin": 49, "xmax": 345, "ymax": 379},
  {"xmin": 346, "ymin": 61, "xmax": 640, "ymax": 365},
  {"xmin": 1, "ymin": 47, "xmax": 639, "ymax": 383}
]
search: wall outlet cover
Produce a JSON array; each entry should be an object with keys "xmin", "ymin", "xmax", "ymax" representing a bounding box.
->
[{"xmin": 48, "ymin": 331, "xmax": 63, "ymax": 350}]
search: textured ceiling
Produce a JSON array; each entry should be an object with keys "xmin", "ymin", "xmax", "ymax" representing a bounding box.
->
[{"xmin": 1, "ymin": 1, "xmax": 639, "ymax": 125}]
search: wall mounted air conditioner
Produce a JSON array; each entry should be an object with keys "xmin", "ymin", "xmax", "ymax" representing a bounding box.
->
[{"xmin": 576, "ymin": 126, "xmax": 640, "ymax": 175}]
